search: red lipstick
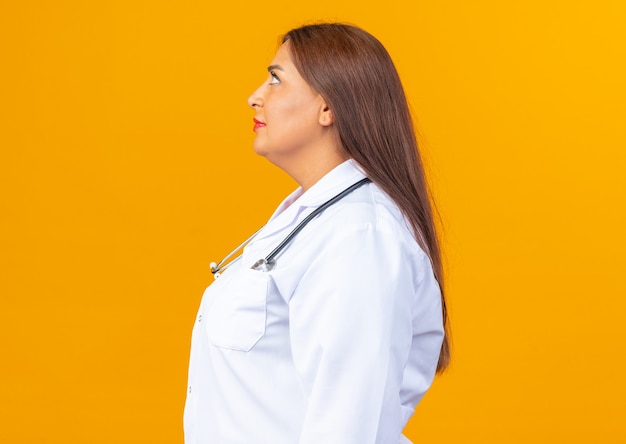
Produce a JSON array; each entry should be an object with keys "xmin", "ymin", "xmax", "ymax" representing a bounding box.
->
[{"xmin": 253, "ymin": 118, "xmax": 266, "ymax": 131}]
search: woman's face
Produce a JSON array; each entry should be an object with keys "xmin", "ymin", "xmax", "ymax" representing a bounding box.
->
[{"xmin": 247, "ymin": 41, "xmax": 332, "ymax": 165}]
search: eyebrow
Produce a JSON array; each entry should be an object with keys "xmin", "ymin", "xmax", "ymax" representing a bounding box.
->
[{"xmin": 267, "ymin": 64, "xmax": 284, "ymax": 72}]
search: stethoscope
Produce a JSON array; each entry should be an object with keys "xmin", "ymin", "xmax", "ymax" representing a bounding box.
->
[{"xmin": 209, "ymin": 177, "xmax": 371, "ymax": 279}]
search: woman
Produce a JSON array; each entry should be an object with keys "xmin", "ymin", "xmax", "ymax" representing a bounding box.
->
[{"xmin": 184, "ymin": 23, "xmax": 449, "ymax": 444}]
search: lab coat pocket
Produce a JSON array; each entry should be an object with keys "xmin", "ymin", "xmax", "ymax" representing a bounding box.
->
[{"xmin": 205, "ymin": 268, "xmax": 269, "ymax": 352}]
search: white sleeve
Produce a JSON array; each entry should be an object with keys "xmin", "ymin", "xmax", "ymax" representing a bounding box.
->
[{"xmin": 287, "ymin": 223, "xmax": 443, "ymax": 444}]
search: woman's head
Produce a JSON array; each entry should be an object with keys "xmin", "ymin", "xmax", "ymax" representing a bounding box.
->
[
  {"xmin": 282, "ymin": 23, "xmax": 450, "ymax": 372},
  {"xmin": 247, "ymin": 40, "xmax": 344, "ymax": 186},
  {"xmin": 282, "ymin": 24, "xmax": 414, "ymax": 172}
]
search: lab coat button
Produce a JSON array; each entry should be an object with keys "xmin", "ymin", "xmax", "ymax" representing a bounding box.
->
[
  {"xmin": 198, "ymin": 315, "xmax": 202, "ymax": 323},
  {"xmin": 188, "ymin": 386, "xmax": 192, "ymax": 393}
]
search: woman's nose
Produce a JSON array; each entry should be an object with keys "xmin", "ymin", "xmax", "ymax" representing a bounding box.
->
[{"xmin": 247, "ymin": 85, "xmax": 264, "ymax": 109}]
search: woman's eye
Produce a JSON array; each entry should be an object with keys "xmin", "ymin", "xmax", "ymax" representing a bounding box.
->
[{"xmin": 269, "ymin": 71, "xmax": 280, "ymax": 84}]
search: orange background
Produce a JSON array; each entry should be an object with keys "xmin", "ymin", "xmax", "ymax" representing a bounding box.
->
[{"xmin": 1, "ymin": 1, "xmax": 625, "ymax": 442}]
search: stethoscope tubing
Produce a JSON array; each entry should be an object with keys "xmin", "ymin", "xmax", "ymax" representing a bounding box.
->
[
  {"xmin": 264, "ymin": 177, "xmax": 371, "ymax": 264},
  {"xmin": 211, "ymin": 177, "xmax": 371, "ymax": 277}
]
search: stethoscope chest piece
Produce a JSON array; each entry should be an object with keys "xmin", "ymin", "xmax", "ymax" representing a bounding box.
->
[{"xmin": 251, "ymin": 258, "xmax": 276, "ymax": 272}]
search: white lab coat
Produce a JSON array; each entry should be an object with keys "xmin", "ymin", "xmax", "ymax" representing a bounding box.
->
[{"xmin": 184, "ymin": 160, "xmax": 444, "ymax": 444}]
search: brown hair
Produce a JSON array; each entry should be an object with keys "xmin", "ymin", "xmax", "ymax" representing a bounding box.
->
[{"xmin": 283, "ymin": 23, "xmax": 450, "ymax": 373}]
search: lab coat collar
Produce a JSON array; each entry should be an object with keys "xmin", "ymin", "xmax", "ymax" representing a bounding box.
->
[
  {"xmin": 252, "ymin": 159, "xmax": 367, "ymax": 244},
  {"xmin": 274, "ymin": 159, "xmax": 366, "ymax": 212}
]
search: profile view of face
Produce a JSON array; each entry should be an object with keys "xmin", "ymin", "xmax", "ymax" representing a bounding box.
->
[{"xmin": 247, "ymin": 41, "xmax": 331, "ymax": 164}]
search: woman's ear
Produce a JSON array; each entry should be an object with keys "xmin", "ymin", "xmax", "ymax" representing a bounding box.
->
[{"xmin": 319, "ymin": 104, "xmax": 334, "ymax": 127}]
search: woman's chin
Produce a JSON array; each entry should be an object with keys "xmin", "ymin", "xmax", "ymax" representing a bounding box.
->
[{"xmin": 252, "ymin": 139, "xmax": 266, "ymax": 155}]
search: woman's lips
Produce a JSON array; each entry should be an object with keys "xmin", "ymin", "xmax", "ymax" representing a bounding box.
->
[{"xmin": 253, "ymin": 118, "xmax": 266, "ymax": 131}]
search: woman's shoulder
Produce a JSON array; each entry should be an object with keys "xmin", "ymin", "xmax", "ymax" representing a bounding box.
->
[
  {"xmin": 326, "ymin": 181, "xmax": 415, "ymax": 237},
  {"xmin": 305, "ymin": 181, "xmax": 430, "ymax": 265}
]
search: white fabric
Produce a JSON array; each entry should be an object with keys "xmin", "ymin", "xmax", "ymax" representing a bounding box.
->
[{"xmin": 184, "ymin": 159, "xmax": 443, "ymax": 444}]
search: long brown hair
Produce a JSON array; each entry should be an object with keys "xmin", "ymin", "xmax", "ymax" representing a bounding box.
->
[{"xmin": 283, "ymin": 23, "xmax": 450, "ymax": 373}]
